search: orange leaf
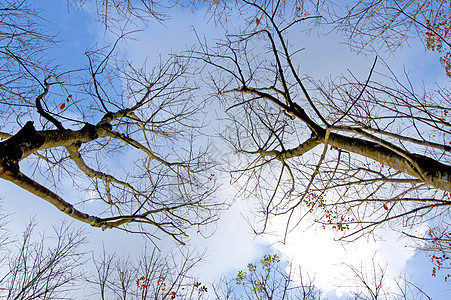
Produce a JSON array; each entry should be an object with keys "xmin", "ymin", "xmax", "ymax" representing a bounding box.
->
[
  {"xmin": 60, "ymin": 103, "xmax": 65, "ymax": 110},
  {"xmin": 256, "ymin": 18, "xmax": 260, "ymax": 25},
  {"xmin": 383, "ymin": 203, "xmax": 388, "ymax": 210}
]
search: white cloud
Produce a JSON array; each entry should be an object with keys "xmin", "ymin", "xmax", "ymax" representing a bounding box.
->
[{"xmin": 263, "ymin": 212, "xmax": 418, "ymax": 296}]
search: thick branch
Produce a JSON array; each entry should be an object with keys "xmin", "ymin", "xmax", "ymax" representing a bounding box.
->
[
  {"xmin": 0, "ymin": 121, "xmax": 111, "ymax": 165},
  {"xmin": 258, "ymin": 130, "xmax": 451, "ymax": 192},
  {"xmin": 0, "ymin": 165, "xmax": 174, "ymax": 236},
  {"xmin": 0, "ymin": 167, "xmax": 105, "ymax": 227},
  {"xmin": 0, "ymin": 121, "xmax": 44, "ymax": 171},
  {"xmin": 327, "ymin": 132, "xmax": 451, "ymax": 192}
]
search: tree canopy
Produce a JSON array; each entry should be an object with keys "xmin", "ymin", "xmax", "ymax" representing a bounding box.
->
[{"xmin": 0, "ymin": 0, "xmax": 451, "ymax": 297}]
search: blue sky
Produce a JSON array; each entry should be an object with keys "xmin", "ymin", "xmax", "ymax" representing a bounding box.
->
[{"xmin": 1, "ymin": 0, "xmax": 450, "ymax": 298}]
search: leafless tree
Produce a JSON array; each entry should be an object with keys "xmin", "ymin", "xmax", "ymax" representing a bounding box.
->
[
  {"xmin": 87, "ymin": 246, "xmax": 209, "ymax": 299},
  {"xmin": 192, "ymin": 0, "xmax": 451, "ymax": 267},
  {"xmin": 0, "ymin": 220, "xmax": 86, "ymax": 299},
  {"xmin": 0, "ymin": 214, "xmax": 208, "ymax": 299},
  {"xmin": 0, "ymin": 220, "xmax": 431, "ymax": 300},
  {"xmin": 337, "ymin": 259, "xmax": 432, "ymax": 300},
  {"xmin": 0, "ymin": 0, "xmax": 222, "ymax": 244}
]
